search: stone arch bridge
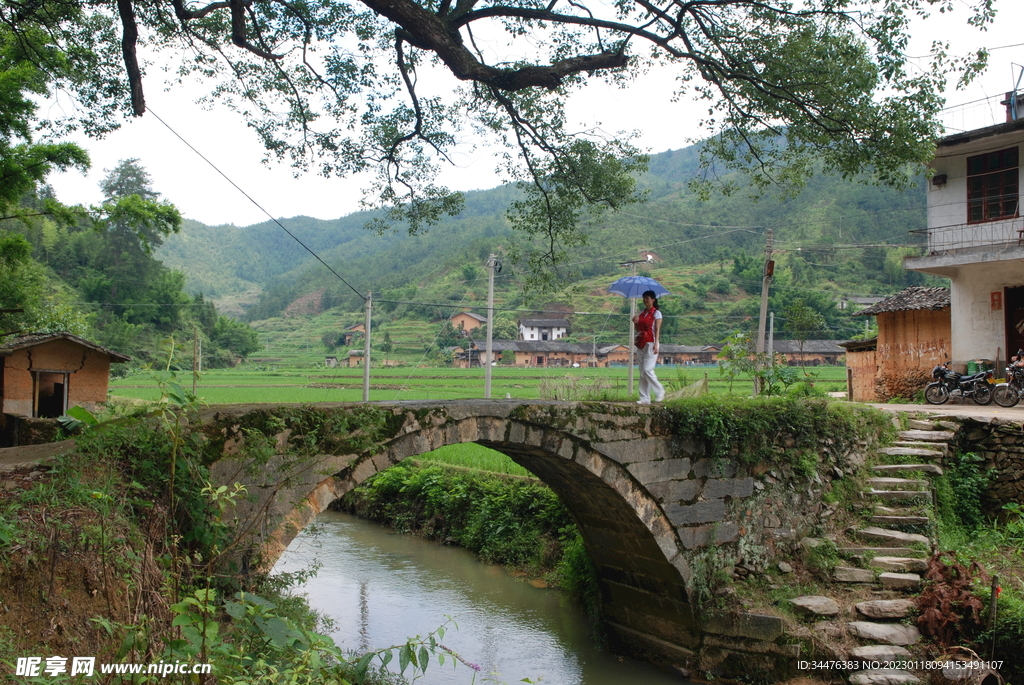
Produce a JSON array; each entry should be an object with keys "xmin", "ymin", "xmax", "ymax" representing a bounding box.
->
[{"xmin": 203, "ymin": 400, "xmax": 872, "ymax": 678}]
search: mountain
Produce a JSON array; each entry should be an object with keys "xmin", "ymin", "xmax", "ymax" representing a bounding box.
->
[{"xmin": 155, "ymin": 142, "xmax": 932, "ymax": 335}]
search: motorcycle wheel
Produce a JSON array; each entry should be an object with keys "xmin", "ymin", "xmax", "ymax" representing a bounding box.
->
[
  {"xmin": 974, "ymin": 382, "xmax": 994, "ymax": 406},
  {"xmin": 993, "ymin": 384, "xmax": 1020, "ymax": 408},
  {"xmin": 925, "ymin": 383, "xmax": 949, "ymax": 405}
]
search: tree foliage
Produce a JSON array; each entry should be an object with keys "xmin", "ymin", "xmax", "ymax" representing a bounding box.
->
[{"xmin": 0, "ymin": 0, "xmax": 995, "ymax": 283}]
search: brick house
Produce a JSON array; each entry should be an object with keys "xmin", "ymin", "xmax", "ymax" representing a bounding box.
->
[
  {"xmin": 450, "ymin": 311, "xmax": 488, "ymax": 333},
  {"xmin": 1, "ymin": 332, "xmax": 131, "ymax": 445}
]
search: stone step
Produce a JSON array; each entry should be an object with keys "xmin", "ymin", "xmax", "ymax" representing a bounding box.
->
[
  {"xmin": 852, "ymin": 527, "xmax": 930, "ymax": 547},
  {"xmin": 834, "ymin": 566, "xmax": 875, "ymax": 583},
  {"xmin": 873, "ymin": 505, "xmax": 926, "ymax": 515},
  {"xmin": 840, "ymin": 546, "xmax": 927, "ymax": 559},
  {"xmin": 893, "ymin": 441, "xmax": 949, "ymax": 456},
  {"xmin": 865, "ymin": 489, "xmax": 931, "ymax": 503},
  {"xmin": 873, "ymin": 463, "xmax": 944, "ymax": 476},
  {"xmin": 897, "ymin": 429, "xmax": 955, "ymax": 442},
  {"xmin": 879, "ymin": 572, "xmax": 922, "ymax": 591},
  {"xmin": 855, "ymin": 600, "xmax": 916, "ymax": 620},
  {"xmin": 789, "ymin": 595, "xmax": 841, "ymax": 617},
  {"xmin": 906, "ymin": 419, "xmax": 942, "ymax": 431},
  {"xmin": 869, "ymin": 515, "xmax": 931, "ymax": 527},
  {"xmin": 848, "ymin": 621, "xmax": 921, "ymax": 646},
  {"xmin": 849, "ymin": 669, "xmax": 922, "ymax": 685},
  {"xmin": 867, "ymin": 477, "xmax": 930, "ymax": 490},
  {"xmin": 876, "ymin": 446, "xmax": 944, "ymax": 459},
  {"xmin": 868, "ymin": 556, "xmax": 929, "ymax": 573}
]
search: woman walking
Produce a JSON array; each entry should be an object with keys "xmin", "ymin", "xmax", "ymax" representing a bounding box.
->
[{"xmin": 633, "ymin": 290, "xmax": 665, "ymax": 404}]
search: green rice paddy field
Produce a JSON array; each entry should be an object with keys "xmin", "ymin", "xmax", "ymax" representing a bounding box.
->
[{"xmin": 109, "ymin": 364, "xmax": 848, "ymax": 403}]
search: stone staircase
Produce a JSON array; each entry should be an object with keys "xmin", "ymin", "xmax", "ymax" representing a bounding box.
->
[{"xmin": 800, "ymin": 418, "xmax": 958, "ymax": 685}]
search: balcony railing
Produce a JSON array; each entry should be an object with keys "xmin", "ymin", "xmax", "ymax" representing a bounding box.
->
[{"xmin": 911, "ymin": 218, "xmax": 1024, "ymax": 255}]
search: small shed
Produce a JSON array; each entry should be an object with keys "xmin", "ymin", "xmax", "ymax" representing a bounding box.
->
[
  {"xmin": 838, "ymin": 338, "xmax": 878, "ymax": 402},
  {"xmin": 1, "ymin": 332, "xmax": 131, "ymax": 420},
  {"xmin": 852, "ymin": 286, "xmax": 951, "ymax": 401}
]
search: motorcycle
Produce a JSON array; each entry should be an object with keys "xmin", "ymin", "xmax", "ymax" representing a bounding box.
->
[
  {"xmin": 994, "ymin": 361, "xmax": 1024, "ymax": 408},
  {"xmin": 924, "ymin": 361, "xmax": 995, "ymax": 405}
]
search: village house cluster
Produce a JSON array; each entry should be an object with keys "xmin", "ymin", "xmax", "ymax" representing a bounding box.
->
[{"xmin": 440, "ymin": 312, "xmax": 845, "ymax": 369}]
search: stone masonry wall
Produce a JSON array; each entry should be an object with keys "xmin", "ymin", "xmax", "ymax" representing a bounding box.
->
[{"xmin": 954, "ymin": 416, "xmax": 1024, "ymax": 512}]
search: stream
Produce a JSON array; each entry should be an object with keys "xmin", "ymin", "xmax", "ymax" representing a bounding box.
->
[{"xmin": 273, "ymin": 510, "xmax": 687, "ymax": 685}]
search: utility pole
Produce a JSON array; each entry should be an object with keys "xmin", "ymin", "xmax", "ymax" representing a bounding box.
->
[
  {"xmin": 363, "ymin": 292, "xmax": 372, "ymax": 402},
  {"xmin": 768, "ymin": 312, "xmax": 775, "ymax": 359},
  {"xmin": 755, "ymin": 229, "xmax": 774, "ymax": 394},
  {"xmin": 484, "ymin": 254, "xmax": 499, "ymax": 399},
  {"xmin": 192, "ymin": 326, "xmax": 198, "ymax": 396}
]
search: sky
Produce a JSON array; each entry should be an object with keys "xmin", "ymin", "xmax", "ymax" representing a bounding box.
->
[{"xmin": 45, "ymin": 3, "xmax": 1024, "ymax": 228}]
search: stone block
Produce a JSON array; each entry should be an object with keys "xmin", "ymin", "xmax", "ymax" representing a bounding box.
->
[
  {"xmin": 693, "ymin": 458, "xmax": 738, "ymax": 479},
  {"xmin": 627, "ymin": 459, "xmax": 692, "ymax": 483},
  {"xmin": 663, "ymin": 499, "xmax": 726, "ymax": 526},
  {"xmin": 675, "ymin": 522, "xmax": 739, "ymax": 550},
  {"xmin": 647, "ymin": 480, "xmax": 700, "ymax": 503},
  {"xmin": 703, "ymin": 477, "xmax": 754, "ymax": 499},
  {"xmin": 594, "ymin": 437, "xmax": 674, "ymax": 464},
  {"xmin": 594, "ymin": 427, "xmax": 642, "ymax": 442},
  {"xmin": 703, "ymin": 612, "xmax": 784, "ymax": 641}
]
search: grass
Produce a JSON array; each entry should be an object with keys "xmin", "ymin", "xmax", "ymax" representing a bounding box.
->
[
  {"xmin": 416, "ymin": 443, "xmax": 535, "ymax": 477},
  {"xmin": 109, "ymin": 364, "xmax": 849, "ymax": 403}
]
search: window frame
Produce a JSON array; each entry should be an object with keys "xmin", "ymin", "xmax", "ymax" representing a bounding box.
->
[{"xmin": 967, "ymin": 146, "xmax": 1019, "ymax": 224}]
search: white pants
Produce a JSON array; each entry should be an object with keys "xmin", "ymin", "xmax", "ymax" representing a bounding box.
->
[{"xmin": 637, "ymin": 343, "xmax": 665, "ymax": 403}]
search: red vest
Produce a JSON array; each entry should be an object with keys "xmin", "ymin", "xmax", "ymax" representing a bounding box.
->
[{"xmin": 634, "ymin": 307, "xmax": 658, "ymax": 349}]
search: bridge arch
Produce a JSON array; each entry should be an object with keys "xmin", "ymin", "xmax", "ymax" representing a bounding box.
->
[{"xmin": 263, "ymin": 412, "xmax": 698, "ymax": 659}]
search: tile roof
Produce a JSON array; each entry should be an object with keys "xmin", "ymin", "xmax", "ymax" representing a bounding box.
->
[
  {"xmin": 853, "ymin": 287, "xmax": 951, "ymax": 316},
  {"xmin": 0, "ymin": 332, "xmax": 132, "ymax": 362}
]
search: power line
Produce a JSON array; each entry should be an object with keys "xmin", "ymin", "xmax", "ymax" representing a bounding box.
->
[{"xmin": 147, "ymin": 107, "xmax": 366, "ymax": 302}]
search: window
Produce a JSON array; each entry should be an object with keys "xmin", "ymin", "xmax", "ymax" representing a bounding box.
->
[{"xmin": 968, "ymin": 147, "xmax": 1019, "ymax": 223}]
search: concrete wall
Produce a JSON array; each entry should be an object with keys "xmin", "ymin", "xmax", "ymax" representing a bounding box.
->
[
  {"xmin": 2, "ymin": 340, "xmax": 113, "ymax": 417},
  {"xmin": 950, "ymin": 260, "xmax": 1022, "ymax": 367}
]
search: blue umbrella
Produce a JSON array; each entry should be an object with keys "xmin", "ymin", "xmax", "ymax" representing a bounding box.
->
[{"xmin": 607, "ymin": 275, "xmax": 670, "ymax": 299}]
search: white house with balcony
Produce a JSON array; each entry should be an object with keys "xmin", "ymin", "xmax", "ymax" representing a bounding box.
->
[
  {"xmin": 518, "ymin": 318, "xmax": 569, "ymax": 341},
  {"xmin": 904, "ymin": 92, "xmax": 1024, "ymax": 370}
]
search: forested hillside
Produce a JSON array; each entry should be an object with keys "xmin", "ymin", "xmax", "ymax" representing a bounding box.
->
[
  {"xmin": 1, "ymin": 161, "xmax": 261, "ymax": 370},
  {"xmin": 156, "ymin": 143, "xmax": 939, "ymax": 344}
]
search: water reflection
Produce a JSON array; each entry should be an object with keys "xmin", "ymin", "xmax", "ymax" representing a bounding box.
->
[{"xmin": 273, "ymin": 510, "xmax": 685, "ymax": 685}]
